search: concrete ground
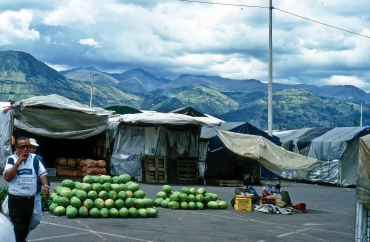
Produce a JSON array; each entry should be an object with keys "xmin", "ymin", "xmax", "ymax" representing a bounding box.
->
[{"xmin": 0, "ymin": 177, "xmax": 356, "ymax": 242}]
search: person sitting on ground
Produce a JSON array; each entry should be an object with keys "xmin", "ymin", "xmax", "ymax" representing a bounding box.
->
[
  {"xmin": 259, "ymin": 187, "xmax": 285, "ymax": 208},
  {"xmin": 273, "ymin": 184, "xmax": 294, "ymax": 207}
]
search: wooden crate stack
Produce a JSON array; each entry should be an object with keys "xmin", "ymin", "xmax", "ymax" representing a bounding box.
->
[
  {"xmin": 93, "ymin": 133, "xmax": 108, "ymax": 158},
  {"xmin": 142, "ymin": 155, "xmax": 167, "ymax": 184},
  {"xmin": 177, "ymin": 158, "xmax": 198, "ymax": 184}
]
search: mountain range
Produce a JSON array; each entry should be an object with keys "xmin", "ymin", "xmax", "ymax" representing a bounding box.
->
[{"xmin": 1, "ymin": 50, "xmax": 369, "ymax": 130}]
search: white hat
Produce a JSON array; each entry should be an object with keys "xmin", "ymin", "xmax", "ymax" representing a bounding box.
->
[{"xmin": 29, "ymin": 138, "xmax": 39, "ymax": 147}]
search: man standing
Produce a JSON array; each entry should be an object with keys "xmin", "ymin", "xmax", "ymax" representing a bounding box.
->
[
  {"xmin": 3, "ymin": 136, "xmax": 49, "ymax": 242},
  {"xmin": 28, "ymin": 138, "xmax": 49, "ymax": 232}
]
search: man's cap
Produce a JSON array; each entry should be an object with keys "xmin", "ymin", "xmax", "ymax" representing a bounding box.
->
[{"xmin": 29, "ymin": 138, "xmax": 39, "ymax": 147}]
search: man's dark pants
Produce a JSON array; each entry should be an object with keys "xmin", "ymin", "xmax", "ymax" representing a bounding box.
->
[{"xmin": 8, "ymin": 194, "xmax": 35, "ymax": 242}]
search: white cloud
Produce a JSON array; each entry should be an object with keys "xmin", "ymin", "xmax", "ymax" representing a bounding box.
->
[
  {"xmin": 0, "ymin": 0, "xmax": 369, "ymax": 92},
  {"xmin": 79, "ymin": 38, "xmax": 99, "ymax": 48},
  {"xmin": 0, "ymin": 9, "xmax": 39, "ymax": 45}
]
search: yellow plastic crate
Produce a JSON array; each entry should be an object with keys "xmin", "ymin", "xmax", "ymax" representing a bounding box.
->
[{"xmin": 235, "ymin": 197, "xmax": 252, "ymax": 211}]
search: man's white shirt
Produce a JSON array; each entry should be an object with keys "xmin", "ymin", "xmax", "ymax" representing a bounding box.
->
[{"xmin": 3, "ymin": 153, "xmax": 47, "ymax": 196}]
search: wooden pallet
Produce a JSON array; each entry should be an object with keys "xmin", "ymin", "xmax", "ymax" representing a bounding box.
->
[
  {"xmin": 142, "ymin": 155, "xmax": 167, "ymax": 184},
  {"xmin": 207, "ymin": 179, "xmax": 244, "ymax": 187}
]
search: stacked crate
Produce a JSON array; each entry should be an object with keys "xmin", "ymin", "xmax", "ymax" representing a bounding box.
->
[
  {"xmin": 177, "ymin": 158, "xmax": 198, "ymax": 184},
  {"xmin": 141, "ymin": 155, "xmax": 167, "ymax": 184}
]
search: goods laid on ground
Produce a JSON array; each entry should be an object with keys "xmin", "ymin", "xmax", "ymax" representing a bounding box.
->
[
  {"xmin": 54, "ymin": 157, "xmax": 106, "ymax": 177},
  {"xmin": 154, "ymin": 185, "xmax": 228, "ymax": 210},
  {"xmin": 49, "ymin": 174, "xmax": 158, "ymax": 218}
]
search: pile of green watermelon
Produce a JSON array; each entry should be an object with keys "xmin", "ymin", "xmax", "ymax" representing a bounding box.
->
[
  {"xmin": 49, "ymin": 174, "xmax": 158, "ymax": 219},
  {"xmin": 154, "ymin": 185, "xmax": 228, "ymax": 210}
]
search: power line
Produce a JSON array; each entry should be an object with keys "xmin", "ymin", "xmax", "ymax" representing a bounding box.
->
[
  {"xmin": 178, "ymin": 0, "xmax": 268, "ymax": 8},
  {"xmin": 178, "ymin": 0, "xmax": 370, "ymax": 39},
  {"xmin": 274, "ymin": 8, "xmax": 370, "ymax": 39}
]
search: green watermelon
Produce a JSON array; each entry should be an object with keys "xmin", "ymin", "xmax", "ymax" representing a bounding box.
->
[
  {"xmin": 168, "ymin": 201, "xmax": 180, "ymax": 209},
  {"xmin": 93, "ymin": 183, "xmax": 103, "ymax": 193},
  {"xmin": 99, "ymin": 191, "xmax": 108, "ymax": 200},
  {"xmin": 126, "ymin": 190, "xmax": 133, "ymax": 198},
  {"xmin": 125, "ymin": 198, "xmax": 134, "ymax": 208},
  {"xmin": 61, "ymin": 179, "xmax": 75, "ymax": 189},
  {"xmin": 204, "ymin": 195, "xmax": 213, "ymax": 203},
  {"xmin": 82, "ymin": 198, "xmax": 94, "ymax": 209},
  {"xmin": 119, "ymin": 184, "xmax": 127, "ymax": 191},
  {"xmin": 94, "ymin": 198, "xmax": 105, "ymax": 209},
  {"xmin": 101, "ymin": 175, "xmax": 112, "ymax": 183},
  {"xmin": 134, "ymin": 199, "xmax": 145, "ymax": 209},
  {"xmin": 180, "ymin": 202, "xmax": 188, "ymax": 209},
  {"xmin": 53, "ymin": 206, "xmax": 66, "ymax": 216},
  {"xmin": 118, "ymin": 191, "xmax": 128, "ymax": 200},
  {"xmin": 156, "ymin": 191, "xmax": 167, "ymax": 199},
  {"xmin": 99, "ymin": 208, "xmax": 110, "ymax": 218},
  {"xmin": 111, "ymin": 184, "xmax": 120, "ymax": 193},
  {"xmin": 137, "ymin": 208, "xmax": 147, "ymax": 218},
  {"xmin": 207, "ymin": 201, "xmax": 218, "ymax": 209},
  {"xmin": 70, "ymin": 197, "xmax": 82, "ymax": 208},
  {"xmin": 83, "ymin": 175, "xmax": 94, "ymax": 184},
  {"xmin": 133, "ymin": 190, "xmax": 145, "ymax": 199},
  {"xmin": 179, "ymin": 193, "xmax": 187, "ymax": 202},
  {"xmin": 80, "ymin": 183, "xmax": 93, "ymax": 193},
  {"xmin": 188, "ymin": 188, "xmax": 197, "ymax": 195},
  {"xmin": 57, "ymin": 197, "xmax": 70, "ymax": 207},
  {"xmin": 118, "ymin": 174, "xmax": 131, "ymax": 183},
  {"xmin": 188, "ymin": 202, "xmax": 197, "ymax": 210},
  {"xmin": 162, "ymin": 185, "xmax": 172, "ymax": 194},
  {"xmin": 218, "ymin": 200, "xmax": 228, "ymax": 209},
  {"xmin": 66, "ymin": 207, "xmax": 78, "ymax": 218},
  {"xmin": 155, "ymin": 198, "xmax": 164, "ymax": 206},
  {"xmin": 109, "ymin": 208, "xmax": 119, "ymax": 218},
  {"xmin": 102, "ymin": 182, "xmax": 111, "ymax": 192},
  {"xmin": 87, "ymin": 191, "xmax": 98, "ymax": 200},
  {"xmin": 95, "ymin": 176, "xmax": 104, "ymax": 185},
  {"xmin": 119, "ymin": 207, "xmax": 129, "ymax": 218},
  {"xmin": 181, "ymin": 187, "xmax": 189, "ymax": 194},
  {"xmin": 211, "ymin": 194, "xmax": 219, "ymax": 201},
  {"xmin": 60, "ymin": 189, "xmax": 74, "ymax": 199},
  {"xmin": 127, "ymin": 183, "xmax": 140, "ymax": 192},
  {"xmin": 49, "ymin": 192, "xmax": 58, "ymax": 200},
  {"xmin": 108, "ymin": 190, "xmax": 118, "ymax": 200},
  {"xmin": 114, "ymin": 199, "xmax": 125, "ymax": 209},
  {"xmin": 71, "ymin": 189, "xmax": 78, "ymax": 196},
  {"xmin": 128, "ymin": 207, "xmax": 138, "ymax": 218},
  {"xmin": 146, "ymin": 207, "xmax": 158, "ymax": 217},
  {"xmin": 78, "ymin": 206, "xmax": 89, "ymax": 217},
  {"xmin": 160, "ymin": 199, "xmax": 170, "ymax": 208},
  {"xmin": 89, "ymin": 208, "xmax": 100, "ymax": 218},
  {"xmin": 76, "ymin": 190, "xmax": 87, "ymax": 201},
  {"xmin": 143, "ymin": 198, "xmax": 154, "ymax": 208},
  {"xmin": 195, "ymin": 194, "xmax": 204, "ymax": 203},
  {"xmin": 49, "ymin": 203, "xmax": 58, "ymax": 214},
  {"xmin": 104, "ymin": 199, "xmax": 115, "ymax": 209},
  {"xmin": 197, "ymin": 188, "xmax": 206, "ymax": 195},
  {"xmin": 112, "ymin": 176, "xmax": 121, "ymax": 184},
  {"xmin": 196, "ymin": 202, "xmax": 204, "ymax": 210},
  {"xmin": 187, "ymin": 194, "xmax": 195, "ymax": 202},
  {"xmin": 170, "ymin": 193, "xmax": 179, "ymax": 202},
  {"xmin": 74, "ymin": 182, "xmax": 82, "ymax": 190}
]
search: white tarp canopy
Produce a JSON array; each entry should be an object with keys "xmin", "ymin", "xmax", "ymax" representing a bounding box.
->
[
  {"xmin": 109, "ymin": 112, "xmax": 224, "ymax": 128},
  {"xmin": 0, "ymin": 103, "xmax": 12, "ymax": 170},
  {"xmin": 357, "ymin": 134, "xmax": 370, "ymax": 210},
  {"xmin": 216, "ymin": 130, "xmax": 321, "ymax": 178},
  {"xmin": 12, "ymin": 94, "xmax": 113, "ymax": 139}
]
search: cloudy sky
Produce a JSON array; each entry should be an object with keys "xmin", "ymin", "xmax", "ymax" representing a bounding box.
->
[{"xmin": 0, "ymin": 0, "xmax": 369, "ymax": 91}]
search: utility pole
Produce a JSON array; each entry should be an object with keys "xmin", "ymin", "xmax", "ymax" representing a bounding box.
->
[
  {"xmin": 89, "ymin": 73, "xmax": 98, "ymax": 107},
  {"xmin": 268, "ymin": 0, "xmax": 273, "ymax": 136}
]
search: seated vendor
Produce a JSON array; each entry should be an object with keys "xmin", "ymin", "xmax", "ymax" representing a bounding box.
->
[{"xmin": 260, "ymin": 187, "xmax": 286, "ymax": 208}]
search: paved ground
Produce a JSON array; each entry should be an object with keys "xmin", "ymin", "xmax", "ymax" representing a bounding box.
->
[{"xmin": 1, "ymin": 177, "xmax": 356, "ymax": 242}]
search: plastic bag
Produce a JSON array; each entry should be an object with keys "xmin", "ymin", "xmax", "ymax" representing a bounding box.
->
[{"xmin": 1, "ymin": 195, "xmax": 9, "ymax": 216}]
